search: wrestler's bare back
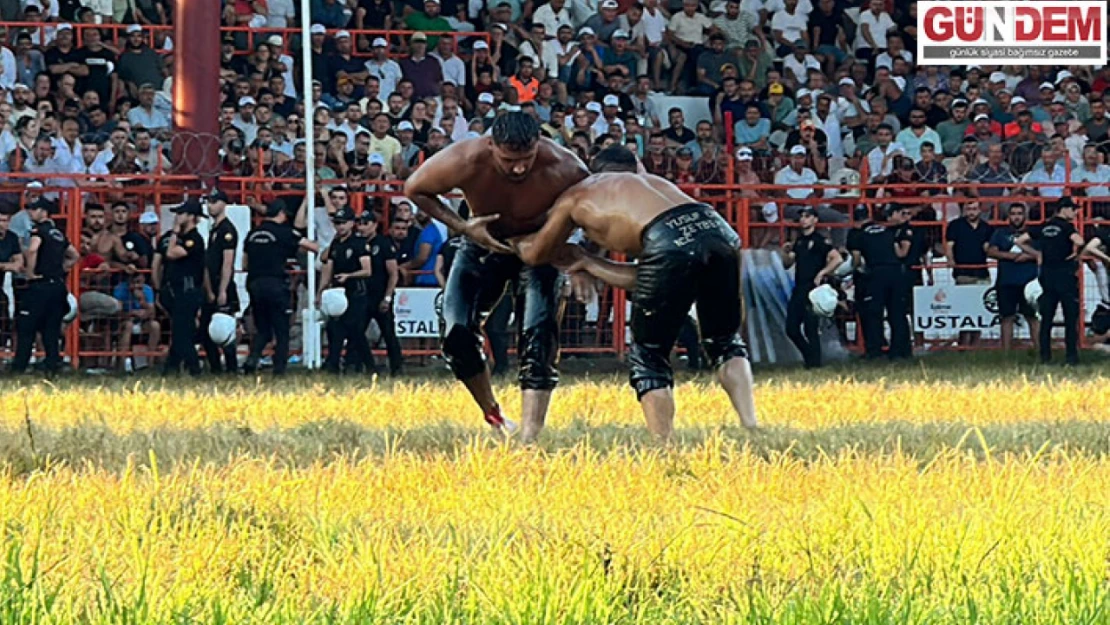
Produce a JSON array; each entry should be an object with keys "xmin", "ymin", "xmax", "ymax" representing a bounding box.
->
[
  {"xmin": 555, "ymin": 173, "xmax": 699, "ymax": 257},
  {"xmin": 404, "ymin": 137, "xmax": 588, "ymax": 240}
]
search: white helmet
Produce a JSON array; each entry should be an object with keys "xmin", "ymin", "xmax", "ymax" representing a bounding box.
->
[
  {"xmin": 63, "ymin": 292, "xmax": 78, "ymax": 324},
  {"xmin": 808, "ymin": 284, "xmax": 839, "ymax": 317},
  {"xmin": 833, "ymin": 256, "xmax": 854, "ymax": 278},
  {"xmin": 320, "ymin": 288, "xmax": 349, "ymax": 318},
  {"xmin": 1024, "ymin": 279, "xmax": 1044, "ymax": 308},
  {"xmin": 208, "ymin": 312, "xmax": 237, "ymax": 346}
]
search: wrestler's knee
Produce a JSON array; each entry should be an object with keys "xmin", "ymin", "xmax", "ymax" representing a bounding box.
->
[
  {"xmin": 518, "ymin": 324, "xmax": 559, "ymax": 390},
  {"xmin": 442, "ymin": 324, "xmax": 486, "ymax": 380},
  {"xmin": 628, "ymin": 342, "xmax": 674, "ymax": 400},
  {"xmin": 702, "ymin": 333, "xmax": 749, "ymax": 369}
]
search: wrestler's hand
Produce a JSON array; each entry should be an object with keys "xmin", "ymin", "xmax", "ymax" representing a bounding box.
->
[
  {"xmin": 464, "ymin": 214, "xmax": 514, "ymax": 254},
  {"xmin": 569, "ymin": 270, "xmax": 595, "ymax": 303}
]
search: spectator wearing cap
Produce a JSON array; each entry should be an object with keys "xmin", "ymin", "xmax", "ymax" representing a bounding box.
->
[
  {"xmin": 534, "ymin": 0, "xmax": 573, "ymax": 37},
  {"xmin": 894, "ymin": 108, "xmax": 941, "ymax": 162},
  {"xmin": 1022, "ymin": 147, "xmax": 1067, "ymax": 198},
  {"xmin": 406, "ymin": 0, "xmax": 454, "ymax": 48},
  {"xmin": 592, "ymin": 94, "xmax": 625, "ymax": 135},
  {"xmin": 45, "ymin": 24, "xmax": 85, "ymax": 83},
  {"xmin": 488, "ymin": 22, "xmax": 519, "ymax": 79},
  {"xmin": 601, "ymin": 29, "xmax": 638, "ymax": 80},
  {"xmin": 231, "ymin": 96, "xmax": 259, "ymax": 146},
  {"xmin": 775, "ymin": 145, "xmax": 819, "ymax": 200},
  {"xmin": 329, "ymin": 30, "xmax": 371, "ymax": 98},
  {"xmin": 691, "ymin": 33, "xmax": 735, "ymax": 97},
  {"xmin": 667, "ymin": 0, "xmax": 714, "ymax": 93},
  {"xmin": 585, "ymin": 0, "xmax": 623, "ymax": 44},
  {"xmin": 117, "ymin": 25, "xmax": 162, "ymax": 96},
  {"xmin": 782, "ymin": 38, "xmax": 819, "ymax": 87},
  {"xmin": 770, "ymin": 0, "xmax": 808, "ymax": 57},
  {"xmin": 966, "ymin": 113, "xmax": 1002, "ymax": 151},
  {"xmin": 365, "ymin": 38, "xmax": 403, "ymax": 100},
  {"xmin": 764, "ymin": 82, "xmax": 794, "ymax": 131},
  {"xmin": 399, "ymin": 33, "xmax": 444, "ymax": 100},
  {"xmin": 854, "ymin": 0, "xmax": 894, "ymax": 63}
]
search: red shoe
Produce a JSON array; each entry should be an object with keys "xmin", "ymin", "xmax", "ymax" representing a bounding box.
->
[{"xmin": 484, "ymin": 405, "xmax": 519, "ymax": 434}]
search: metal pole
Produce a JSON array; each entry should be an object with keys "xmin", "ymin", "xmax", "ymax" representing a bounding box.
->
[{"xmin": 301, "ymin": 12, "xmax": 319, "ymax": 369}]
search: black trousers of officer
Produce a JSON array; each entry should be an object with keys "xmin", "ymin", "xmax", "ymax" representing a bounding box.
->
[
  {"xmin": 199, "ymin": 287, "xmax": 239, "ymax": 374},
  {"xmin": 367, "ymin": 290, "xmax": 403, "ymax": 374},
  {"xmin": 163, "ymin": 283, "xmax": 203, "ymax": 376},
  {"xmin": 325, "ymin": 292, "xmax": 371, "ymax": 373},
  {"xmin": 246, "ymin": 277, "xmax": 292, "ymax": 375},
  {"xmin": 1038, "ymin": 268, "xmax": 1080, "ymax": 364},
  {"xmin": 864, "ymin": 265, "xmax": 911, "ymax": 360},
  {"xmin": 11, "ymin": 278, "xmax": 65, "ymax": 374},
  {"xmin": 786, "ymin": 285, "xmax": 821, "ymax": 368}
]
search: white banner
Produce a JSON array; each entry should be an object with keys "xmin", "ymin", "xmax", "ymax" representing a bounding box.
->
[
  {"xmin": 913, "ymin": 285, "xmax": 1000, "ymax": 335},
  {"xmin": 393, "ymin": 288, "xmax": 443, "ymax": 338}
]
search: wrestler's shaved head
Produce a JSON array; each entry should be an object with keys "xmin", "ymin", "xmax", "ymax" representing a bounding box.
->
[{"xmin": 590, "ymin": 144, "xmax": 639, "ymax": 173}]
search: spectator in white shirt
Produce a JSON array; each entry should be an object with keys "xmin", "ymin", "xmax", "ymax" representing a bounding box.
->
[
  {"xmin": 534, "ymin": 0, "xmax": 574, "ymax": 36},
  {"xmin": 866, "ymin": 123, "xmax": 905, "ymax": 181},
  {"xmin": 782, "ymin": 38, "xmax": 819, "ymax": 86},
  {"xmin": 854, "ymin": 0, "xmax": 894, "ymax": 63},
  {"xmin": 1072, "ymin": 144, "xmax": 1110, "ymax": 199},
  {"xmin": 266, "ymin": 0, "xmax": 296, "ymax": 27},
  {"xmin": 266, "ymin": 36, "xmax": 298, "ymax": 98},
  {"xmin": 126, "ymin": 84, "xmax": 172, "ymax": 136},
  {"xmin": 366, "ymin": 38, "xmax": 403, "ymax": 98},
  {"xmin": 874, "ymin": 34, "xmax": 913, "ymax": 71},
  {"xmin": 667, "ymin": 0, "xmax": 714, "ymax": 93},
  {"xmin": 432, "ymin": 37, "xmax": 467, "ymax": 88},
  {"xmin": 52, "ymin": 117, "xmax": 82, "ymax": 173},
  {"xmin": 78, "ymin": 143, "xmax": 110, "ymax": 177},
  {"xmin": 774, "ymin": 145, "xmax": 819, "ymax": 199},
  {"xmin": 895, "ymin": 109, "xmax": 943, "ymax": 162},
  {"xmin": 0, "ymin": 26, "xmax": 14, "ymax": 91},
  {"xmin": 769, "ymin": 0, "xmax": 808, "ymax": 56},
  {"xmin": 591, "ymin": 94, "xmax": 625, "ymax": 136},
  {"xmin": 231, "ymin": 96, "xmax": 260, "ymax": 146}
]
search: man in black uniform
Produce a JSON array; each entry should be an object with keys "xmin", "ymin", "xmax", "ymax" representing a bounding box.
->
[
  {"xmin": 319, "ymin": 207, "xmax": 373, "ymax": 374},
  {"xmin": 0, "ymin": 212, "xmax": 23, "ymax": 342},
  {"xmin": 11, "ymin": 199, "xmax": 78, "ymax": 375},
  {"xmin": 161, "ymin": 199, "xmax": 207, "ymax": 377},
  {"xmin": 356, "ymin": 210, "xmax": 403, "ymax": 375},
  {"xmin": 1017, "ymin": 197, "xmax": 1110, "ymax": 365},
  {"xmin": 199, "ymin": 188, "xmax": 240, "ymax": 373},
  {"xmin": 845, "ymin": 205, "xmax": 876, "ymax": 353},
  {"xmin": 847, "ymin": 208, "xmax": 912, "ymax": 360},
  {"xmin": 242, "ymin": 198, "xmax": 317, "ymax": 375},
  {"xmin": 782, "ymin": 206, "xmax": 842, "ymax": 368},
  {"xmin": 891, "ymin": 204, "xmax": 927, "ymax": 347}
]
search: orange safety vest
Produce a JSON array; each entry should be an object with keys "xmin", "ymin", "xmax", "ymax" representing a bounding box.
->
[{"xmin": 509, "ymin": 75, "xmax": 540, "ymax": 103}]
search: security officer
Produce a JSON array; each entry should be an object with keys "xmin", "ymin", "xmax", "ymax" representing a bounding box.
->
[
  {"xmin": 356, "ymin": 210, "xmax": 403, "ymax": 375},
  {"xmin": 11, "ymin": 199, "xmax": 77, "ymax": 375},
  {"xmin": 892, "ymin": 204, "xmax": 926, "ymax": 346},
  {"xmin": 161, "ymin": 198, "xmax": 207, "ymax": 377},
  {"xmin": 783, "ymin": 206, "xmax": 842, "ymax": 368},
  {"xmin": 320, "ymin": 206, "xmax": 373, "ymax": 374},
  {"xmin": 242, "ymin": 198, "xmax": 318, "ymax": 375},
  {"xmin": 1017, "ymin": 197, "xmax": 1110, "ymax": 365},
  {"xmin": 200, "ymin": 188, "xmax": 240, "ymax": 373},
  {"xmin": 845, "ymin": 205, "xmax": 877, "ymax": 354},
  {"xmin": 848, "ymin": 205, "xmax": 912, "ymax": 360},
  {"xmin": 0, "ymin": 212, "xmax": 23, "ymax": 341}
]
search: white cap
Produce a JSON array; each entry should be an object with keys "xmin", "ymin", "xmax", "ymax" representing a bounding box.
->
[
  {"xmin": 248, "ymin": 15, "xmax": 267, "ymax": 28},
  {"xmin": 796, "ymin": 88, "xmax": 812, "ymax": 100},
  {"xmin": 585, "ymin": 101, "xmax": 603, "ymax": 113},
  {"xmin": 891, "ymin": 76, "xmax": 906, "ymax": 92},
  {"xmin": 126, "ymin": 24, "xmax": 142, "ymax": 34},
  {"xmin": 601, "ymin": 0, "xmax": 619, "ymax": 7},
  {"xmin": 578, "ymin": 26, "xmax": 596, "ymax": 37},
  {"xmin": 430, "ymin": 126, "xmax": 447, "ymax": 135},
  {"xmin": 1039, "ymin": 81, "xmax": 1055, "ymax": 91},
  {"xmin": 611, "ymin": 29, "xmax": 629, "ymax": 40},
  {"xmin": 473, "ymin": 40, "xmax": 489, "ymax": 50},
  {"xmin": 336, "ymin": 30, "xmax": 351, "ymax": 39},
  {"xmin": 56, "ymin": 23, "xmax": 72, "ymax": 32},
  {"xmin": 989, "ymin": 71, "xmax": 1006, "ymax": 83},
  {"xmin": 491, "ymin": 22, "xmax": 508, "ymax": 31},
  {"xmin": 478, "ymin": 92, "xmax": 495, "ymax": 104},
  {"xmin": 368, "ymin": 153, "xmax": 385, "ymax": 165},
  {"xmin": 1011, "ymin": 96, "xmax": 1027, "ymax": 105},
  {"xmin": 602, "ymin": 94, "xmax": 619, "ymax": 107},
  {"xmin": 466, "ymin": 131, "xmax": 482, "ymax": 140},
  {"xmin": 972, "ymin": 98, "xmax": 989, "ymax": 107},
  {"xmin": 238, "ymin": 96, "xmax": 256, "ymax": 107},
  {"xmin": 26, "ymin": 181, "xmax": 43, "ymax": 189},
  {"xmin": 310, "ymin": 24, "xmax": 326, "ymax": 35},
  {"xmin": 762, "ymin": 202, "xmax": 779, "ymax": 223},
  {"xmin": 736, "ymin": 147, "xmax": 753, "ymax": 161},
  {"xmin": 267, "ymin": 35, "xmax": 283, "ymax": 46},
  {"xmin": 974, "ymin": 113, "xmax": 990, "ymax": 122},
  {"xmin": 372, "ymin": 37, "xmax": 388, "ymax": 47},
  {"xmin": 790, "ymin": 145, "xmax": 807, "ymax": 156},
  {"xmin": 838, "ymin": 77, "xmax": 855, "ymax": 87},
  {"xmin": 1056, "ymin": 70, "xmax": 1073, "ymax": 84},
  {"xmin": 398, "ymin": 120, "xmax": 415, "ymax": 131},
  {"xmin": 138, "ymin": 211, "xmax": 159, "ymax": 225},
  {"xmin": 13, "ymin": 83, "xmax": 29, "ymax": 91}
]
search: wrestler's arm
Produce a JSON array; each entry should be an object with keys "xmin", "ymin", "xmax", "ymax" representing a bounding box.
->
[
  {"xmin": 511, "ymin": 192, "xmax": 581, "ymax": 267},
  {"xmin": 403, "ymin": 141, "xmax": 474, "ymax": 235},
  {"xmin": 571, "ymin": 255, "xmax": 638, "ymax": 291}
]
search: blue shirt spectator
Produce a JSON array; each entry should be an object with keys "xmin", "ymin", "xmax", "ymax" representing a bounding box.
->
[
  {"xmin": 113, "ymin": 281, "xmax": 155, "ymax": 311},
  {"xmin": 413, "ymin": 221, "xmax": 444, "ymax": 286}
]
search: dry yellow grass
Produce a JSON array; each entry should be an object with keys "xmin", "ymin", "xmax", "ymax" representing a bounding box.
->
[{"xmin": 0, "ymin": 371, "xmax": 1106, "ymax": 623}]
